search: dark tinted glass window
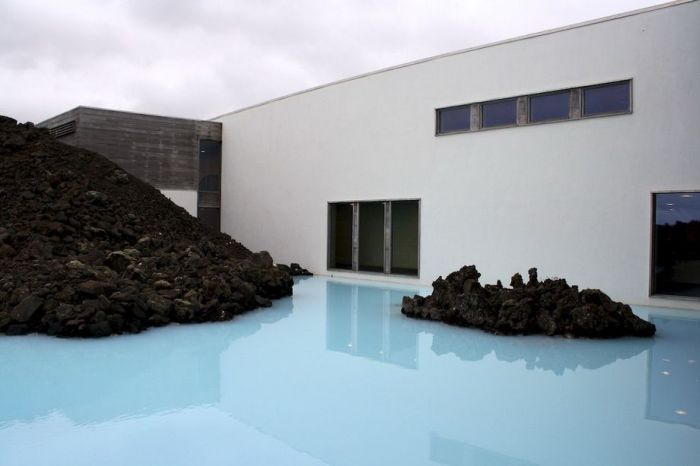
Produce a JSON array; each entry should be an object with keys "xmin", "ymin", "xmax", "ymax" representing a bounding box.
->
[
  {"xmin": 482, "ymin": 99, "xmax": 517, "ymax": 128},
  {"xmin": 391, "ymin": 200, "xmax": 419, "ymax": 276},
  {"xmin": 437, "ymin": 106, "xmax": 470, "ymax": 133},
  {"xmin": 653, "ymin": 192, "xmax": 700, "ymax": 297},
  {"xmin": 329, "ymin": 203, "xmax": 353, "ymax": 270},
  {"xmin": 583, "ymin": 81, "xmax": 630, "ymax": 116},
  {"xmin": 529, "ymin": 91, "xmax": 570, "ymax": 122},
  {"xmin": 358, "ymin": 202, "xmax": 385, "ymax": 273},
  {"xmin": 198, "ymin": 140, "xmax": 221, "ymax": 191}
]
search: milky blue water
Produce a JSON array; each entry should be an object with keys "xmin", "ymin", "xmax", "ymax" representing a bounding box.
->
[{"xmin": 1, "ymin": 276, "xmax": 698, "ymax": 466}]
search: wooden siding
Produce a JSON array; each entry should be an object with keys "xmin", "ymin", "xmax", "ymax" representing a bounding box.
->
[
  {"xmin": 40, "ymin": 108, "xmax": 81, "ymax": 147},
  {"xmin": 39, "ymin": 107, "xmax": 221, "ymax": 191}
]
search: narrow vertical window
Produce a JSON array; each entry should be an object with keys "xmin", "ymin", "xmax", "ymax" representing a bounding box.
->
[
  {"xmin": 328, "ymin": 203, "xmax": 354, "ymax": 270},
  {"xmin": 391, "ymin": 200, "xmax": 419, "ymax": 276},
  {"xmin": 198, "ymin": 140, "xmax": 221, "ymax": 191},
  {"xmin": 652, "ymin": 192, "xmax": 700, "ymax": 297},
  {"xmin": 197, "ymin": 139, "xmax": 221, "ymax": 231},
  {"xmin": 358, "ymin": 202, "xmax": 385, "ymax": 273}
]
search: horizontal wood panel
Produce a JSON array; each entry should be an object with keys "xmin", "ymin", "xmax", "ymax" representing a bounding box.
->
[{"xmin": 39, "ymin": 107, "xmax": 222, "ymax": 191}]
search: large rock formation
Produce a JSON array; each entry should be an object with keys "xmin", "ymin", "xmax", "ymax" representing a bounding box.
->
[
  {"xmin": 402, "ymin": 265, "xmax": 655, "ymax": 338},
  {"xmin": 0, "ymin": 116, "xmax": 293, "ymax": 337}
]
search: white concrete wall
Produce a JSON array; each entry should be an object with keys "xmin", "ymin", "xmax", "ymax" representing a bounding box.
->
[
  {"xmin": 161, "ymin": 189, "xmax": 198, "ymax": 218},
  {"xmin": 216, "ymin": 1, "xmax": 700, "ymax": 309}
]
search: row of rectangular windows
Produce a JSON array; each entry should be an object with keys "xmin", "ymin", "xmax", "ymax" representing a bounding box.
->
[{"xmin": 436, "ymin": 79, "xmax": 632, "ymax": 135}]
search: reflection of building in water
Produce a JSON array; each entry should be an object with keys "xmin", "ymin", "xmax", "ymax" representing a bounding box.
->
[
  {"xmin": 646, "ymin": 316, "xmax": 700, "ymax": 429},
  {"xmin": 325, "ymin": 281, "xmax": 418, "ymax": 369},
  {"xmin": 430, "ymin": 432, "xmax": 537, "ymax": 466}
]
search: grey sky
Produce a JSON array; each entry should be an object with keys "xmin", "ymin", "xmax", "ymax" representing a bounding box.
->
[{"xmin": 0, "ymin": 0, "xmax": 669, "ymax": 123}]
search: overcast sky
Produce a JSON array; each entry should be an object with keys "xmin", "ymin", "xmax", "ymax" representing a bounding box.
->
[{"xmin": 0, "ymin": 0, "xmax": 669, "ymax": 123}]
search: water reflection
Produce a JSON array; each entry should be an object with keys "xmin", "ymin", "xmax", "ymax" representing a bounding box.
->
[
  {"xmin": 323, "ymin": 280, "xmax": 656, "ymax": 375},
  {"xmin": 325, "ymin": 282, "xmax": 419, "ymax": 369},
  {"xmin": 0, "ymin": 300, "xmax": 292, "ymax": 427},
  {"xmin": 646, "ymin": 315, "xmax": 700, "ymax": 429},
  {"xmin": 430, "ymin": 432, "xmax": 538, "ymax": 466},
  {"xmin": 2, "ymin": 277, "xmax": 699, "ymax": 466},
  {"xmin": 431, "ymin": 328, "xmax": 654, "ymax": 376}
]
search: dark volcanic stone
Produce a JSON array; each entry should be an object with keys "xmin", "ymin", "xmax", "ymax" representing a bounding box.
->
[
  {"xmin": 5, "ymin": 324, "xmax": 30, "ymax": 335},
  {"xmin": 89, "ymin": 320, "xmax": 112, "ymax": 337},
  {"xmin": 277, "ymin": 262, "xmax": 313, "ymax": 276},
  {"xmin": 401, "ymin": 265, "xmax": 655, "ymax": 338},
  {"xmin": 10, "ymin": 295, "xmax": 44, "ymax": 322},
  {"xmin": 0, "ymin": 114, "xmax": 294, "ymax": 338},
  {"xmin": 78, "ymin": 280, "xmax": 108, "ymax": 297}
]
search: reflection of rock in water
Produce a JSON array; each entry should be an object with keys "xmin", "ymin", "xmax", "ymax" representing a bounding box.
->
[
  {"xmin": 431, "ymin": 326, "xmax": 654, "ymax": 376},
  {"xmin": 0, "ymin": 300, "xmax": 292, "ymax": 426}
]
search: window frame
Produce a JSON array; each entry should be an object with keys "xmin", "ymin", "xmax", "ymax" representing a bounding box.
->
[
  {"xmin": 435, "ymin": 104, "xmax": 472, "ymax": 135},
  {"xmin": 581, "ymin": 80, "xmax": 633, "ymax": 119},
  {"xmin": 480, "ymin": 97, "xmax": 519, "ymax": 129},
  {"xmin": 435, "ymin": 79, "xmax": 632, "ymax": 136},
  {"xmin": 196, "ymin": 138, "xmax": 222, "ymax": 232},
  {"xmin": 649, "ymin": 190, "xmax": 700, "ymax": 300},
  {"xmin": 528, "ymin": 89, "xmax": 572, "ymax": 124},
  {"xmin": 327, "ymin": 198, "xmax": 421, "ymax": 278}
]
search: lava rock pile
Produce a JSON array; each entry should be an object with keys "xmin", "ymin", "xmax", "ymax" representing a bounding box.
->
[
  {"xmin": 276, "ymin": 263, "xmax": 313, "ymax": 277},
  {"xmin": 0, "ymin": 116, "xmax": 293, "ymax": 337},
  {"xmin": 401, "ymin": 265, "xmax": 655, "ymax": 338}
]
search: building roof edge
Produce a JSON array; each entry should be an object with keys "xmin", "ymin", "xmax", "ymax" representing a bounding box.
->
[{"xmin": 211, "ymin": 0, "xmax": 694, "ymax": 121}]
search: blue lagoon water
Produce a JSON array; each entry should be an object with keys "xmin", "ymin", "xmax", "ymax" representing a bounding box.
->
[{"xmin": 1, "ymin": 276, "xmax": 698, "ymax": 466}]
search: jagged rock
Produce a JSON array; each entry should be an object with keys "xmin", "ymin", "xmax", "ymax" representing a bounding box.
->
[
  {"xmin": 153, "ymin": 279, "xmax": 171, "ymax": 289},
  {"xmin": 0, "ymin": 115, "xmax": 294, "ymax": 338},
  {"xmin": 401, "ymin": 265, "xmax": 655, "ymax": 338},
  {"xmin": 78, "ymin": 280, "xmax": 108, "ymax": 297},
  {"xmin": 66, "ymin": 260, "xmax": 86, "ymax": 270},
  {"xmin": 84, "ymin": 190, "xmax": 108, "ymax": 205},
  {"xmin": 89, "ymin": 320, "xmax": 112, "ymax": 337},
  {"xmin": 255, "ymin": 295, "xmax": 272, "ymax": 307},
  {"xmin": 147, "ymin": 295, "xmax": 172, "ymax": 316},
  {"xmin": 0, "ymin": 244, "xmax": 17, "ymax": 257},
  {"xmin": 105, "ymin": 250, "xmax": 136, "ymax": 273},
  {"xmin": 10, "ymin": 295, "xmax": 44, "ymax": 322},
  {"xmin": 173, "ymin": 299, "xmax": 194, "ymax": 320},
  {"xmin": 277, "ymin": 262, "xmax": 313, "ymax": 276}
]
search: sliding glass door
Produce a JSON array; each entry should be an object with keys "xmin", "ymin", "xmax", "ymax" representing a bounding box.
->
[{"xmin": 328, "ymin": 199, "xmax": 419, "ymax": 276}]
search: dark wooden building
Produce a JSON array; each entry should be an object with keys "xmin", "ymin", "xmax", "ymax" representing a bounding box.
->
[{"xmin": 39, "ymin": 107, "xmax": 222, "ymax": 231}]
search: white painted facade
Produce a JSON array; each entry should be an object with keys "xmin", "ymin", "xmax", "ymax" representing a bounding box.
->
[
  {"xmin": 215, "ymin": 1, "xmax": 700, "ymax": 309},
  {"xmin": 161, "ymin": 189, "xmax": 198, "ymax": 218}
]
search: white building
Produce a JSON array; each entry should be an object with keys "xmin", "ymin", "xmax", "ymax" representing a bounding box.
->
[{"xmin": 213, "ymin": 0, "xmax": 700, "ymax": 309}]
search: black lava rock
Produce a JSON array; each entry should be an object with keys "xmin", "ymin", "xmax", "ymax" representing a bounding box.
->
[
  {"xmin": 401, "ymin": 265, "xmax": 655, "ymax": 338},
  {"xmin": 276, "ymin": 263, "xmax": 313, "ymax": 276},
  {"xmin": 0, "ymin": 115, "xmax": 293, "ymax": 338}
]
